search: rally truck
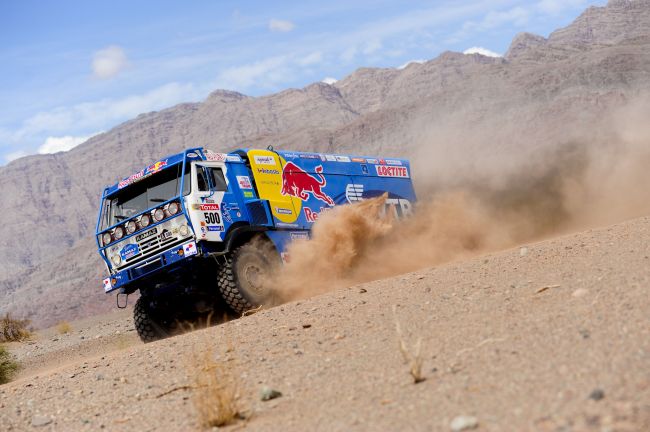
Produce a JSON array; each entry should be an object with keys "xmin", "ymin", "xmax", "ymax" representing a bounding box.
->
[{"xmin": 96, "ymin": 147, "xmax": 416, "ymax": 342}]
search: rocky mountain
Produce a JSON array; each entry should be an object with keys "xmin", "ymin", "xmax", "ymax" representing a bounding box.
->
[{"xmin": 2, "ymin": 0, "xmax": 650, "ymax": 327}]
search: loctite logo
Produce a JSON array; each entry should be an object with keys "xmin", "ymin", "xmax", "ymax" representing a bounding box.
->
[
  {"xmin": 375, "ymin": 165, "xmax": 409, "ymax": 178},
  {"xmin": 199, "ymin": 204, "xmax": 219, "ymax": 211}
]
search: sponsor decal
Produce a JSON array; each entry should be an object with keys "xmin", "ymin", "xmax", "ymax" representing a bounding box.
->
[
  {"xmin": 118, "ymin": 170, "xmax": 145, "ymax": 189},
  {"xmin": 243, "ymin": 191, "xmax": 254, "ymax": 198},
  {"xmin": 290, "ymin": 231, "xmax": 309, "ymax": 240},
  {"xmin": 237, "ymin": 175, "xmax": 252, "ymax": 189},
  {"xmin": 283, "ymin": 152, "xmax": 299, "ymax": 159},
  {"xmin": 379, "ymin": 159, "xmax": 386, "ymax": 165},
  {"xmin": 135, "ymin": 228, "xmax": 157, "ymax": 242},
  {"xmin": 254, "ymin": 155, "xmax": 276, "ymax": 165},
  {"xmin": 275, "ymin": 207, "xmax": 293, "ymax": 215},
  {"xmin": 351, "ymin": 157, "xmax": 366, "ymax": 163},
  {"xmin": 365, "ymin": 158, "xmax": 379, "ymax": 164},
  {"xmin": 200, "ymin": 221, "xmax": 206, "ymax": 227},
  {"xmin": 276, "ymin": 222, "xmax": 299, "ymax": 228},
  {"xmin": 120, "ymin": 243, "xmax": 140, "ymax": 260},
  {"xmin": 300, "ymin": 153, "xmax": 321, "ymax": 159},
  {"xmin": 323, "ymin": 154, "xmax": 337, "ymax": 162},
  {"xmin": 375, "ymin": 165, "xmax": 409, "ymax": 178},
  {"xmin": 335, "ymin": 155, "xmax": 351, "ymax": 162},
  {"xmin": 186, "ymin": 152, "xmax": 199, "ymax": 158},
  {"xmin": 303, "ymin": 207, "xmax": 331, "ymax": 223},
  {"xmin": 345, "ymin": 184, "xmax": 364, "ymax": 202},
  {"xmin": 281, "ymin": 162, "xmax": 334, "ymax": 206},
  {"xmin": 361, "ymin": 164, "xmax": 369, "ymax": 174},
  {"xmin": 207, "ymin": 226, "xmax": 224, "ymax": 232},
  {"xmin": 200, "ymin": 204, "xmax": 220, "ymax": 211},
  {"xmin": 202, "ymin": 198, "xmax": 216, "ymax": 204},
  {"xmin": 226, "ymin": 155, "xmax": 241, "ymax": 162},
  {"xmin": 257, "ymin": 168, "xmax": 280, "ymax": 175},
  {"xmin": 145, "ymin": 160, "xmax": 168, "ymax": 175},
  {"xmin": 385, "ymin": 159, "xmax": 403, "ymax": 166},
  {"xmin": 159, "ymin": 229, "xmax": 172, "ymax": 241},
  {"xmin": 204, "ymin": 150, "xmax": 227, "ymax": 162},
  {"xmin": 183, "ymin": 241, "xmax": 198, "ymax": 256},
  {"xmin": 103, "ymin": 278, "xmax": 112, "ymax": 293}
]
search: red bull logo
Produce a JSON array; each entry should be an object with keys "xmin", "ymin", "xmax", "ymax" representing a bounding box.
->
[
  {"xmin": 281, "ymin": 162, "xmax": 334, "ymax": 206},
  {"xmin": 146, "ymin": 160, "xmax": 168, "ymax": 175}
]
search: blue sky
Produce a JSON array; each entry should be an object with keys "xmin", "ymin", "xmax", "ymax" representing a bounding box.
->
[{"xmin": 0, "ymin": 0, "xmax": 606, "ymax": 164}]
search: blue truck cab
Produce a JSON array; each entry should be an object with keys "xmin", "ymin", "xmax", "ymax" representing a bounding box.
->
[{"xmin": 96, "ymin": 147, "xmax": 416, "ymax": 341}]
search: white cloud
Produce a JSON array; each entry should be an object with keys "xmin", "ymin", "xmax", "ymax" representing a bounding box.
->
[
  {"xmin": 37, "ymin": 133, "xmax": 100, "ymax": 154},
  {"xmin": 463, "ymin": 47, "xmax": 502, "ymax": 57},
  {"xmin": 7, "ymin": 81, "xmax": 201, "ymax": 150},
  {"xmin": 269, "ymin": 19, "xmax": 295, "ymax": 33},
  {"xmin": 397, "ymin": 59, "xmax": 425, "ymax": 70},
  {"xmin": 215, "ymin": 56, "xmax": 294, "ymax": 90},
  {"xmin": 536, "ymin": 0, "xmax": 589, "ymax": 15},
  {"xmin": 92, "ymin": 45, "xmax": 128, "ymax": 79},
  {"xmin": 297, "ymin": 51, "xmax": 323, "ymax": 66},
  {"xmin": 322, "ymin": 77, "xmax": 337, "ymax": 85},
  {"xmin": 5, "ymin": 150, "xmax": 28, "ymax": 163}
]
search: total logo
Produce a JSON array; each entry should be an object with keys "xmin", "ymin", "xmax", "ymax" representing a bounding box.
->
[{"xmin": 281, "ymin": 162, "xmax": 334, "ymax": 206}]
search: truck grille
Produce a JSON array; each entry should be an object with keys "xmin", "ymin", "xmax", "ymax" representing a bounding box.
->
[{"xmin": 123, "ymin": 235, "xmax": 185, "ymax": 266}]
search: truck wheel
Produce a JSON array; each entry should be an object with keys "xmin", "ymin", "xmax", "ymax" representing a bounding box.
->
[
  {"xmin": 218, "ymin": 239, "xmax": 279, "ymax": 314},
  {"xmin": 133, "ymin": 296, "xmax": 170, "ymax": 343}
]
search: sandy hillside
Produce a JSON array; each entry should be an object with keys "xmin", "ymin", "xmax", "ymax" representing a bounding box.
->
[{"xmin": 2, "ymin": 215, "xmax": 650, "ymax": 431}]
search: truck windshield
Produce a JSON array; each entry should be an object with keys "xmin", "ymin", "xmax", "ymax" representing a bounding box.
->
[{"xmin": 101, "ymin": 163, "xmax": 189, "ymax": 229}]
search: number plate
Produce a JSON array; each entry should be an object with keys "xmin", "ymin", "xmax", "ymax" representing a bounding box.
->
[{"xmin": 135, "ymin": 228, "xmax": 157, "ymax": 242}]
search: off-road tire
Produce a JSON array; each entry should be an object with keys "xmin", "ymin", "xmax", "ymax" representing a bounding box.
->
[
  {"xmin": 218, "ymin": 239, "xmax": 279, "ymax": 314},
  {"xmin": 133, "ymin": 296, "xmax": 169, "ymax": 343}
]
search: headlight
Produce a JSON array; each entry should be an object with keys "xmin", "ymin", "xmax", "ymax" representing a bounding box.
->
[
  {"xmin": 167, "ymin": 202, "xmax": 180, "ymax": 215},
  {"xmin": 139, "ymin": 214, "xmax": 151, "ymax": 228},
  {"xmin": 153, "ymin": 208, "xmax": 165, "ymax": 222},
  {"xmin": 179, "ymin": 224, "xmax": 189, "ymax": 237},
  {"xmin": 111, "ymin": 255, "xmax": 121, "ymax": 266},
  {"xmin": 125, "ymin": 220, "xmax": 137, "ymax": 234},
  {"xmin": 102, "ymin": 232, "xmax": 112, "ymax": 246},
  {"xmin": 114, "ymin": 226, "xmax": 125, "ymax": 240}
]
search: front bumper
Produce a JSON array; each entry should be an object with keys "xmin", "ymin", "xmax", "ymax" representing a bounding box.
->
[{"xmin": 102, "ymin": 240, "xmax": 198, "ymax": 293}]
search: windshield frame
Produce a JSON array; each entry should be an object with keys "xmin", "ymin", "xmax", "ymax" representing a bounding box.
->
[{"xmin": 99, "ymin": 162, "xmax": 187, "ymax": 231}]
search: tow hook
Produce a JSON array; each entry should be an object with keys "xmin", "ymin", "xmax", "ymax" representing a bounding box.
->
[{"xmin": 117, "ymin": 291, "xmax": 129, "ymax": 309}]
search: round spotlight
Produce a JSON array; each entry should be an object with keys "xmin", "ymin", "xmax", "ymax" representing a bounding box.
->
[
  {"xmin": 139, "ymin": 214, "xmax": 151, "ymax": 228},
  {"xmin": 114, "ymin": 226, "xmax": 125, "ymax": 240},
  {"xmin": 153, "ymin": 208, "xmax": 165, "ymax": 222},
  {"xmin": 167, "ymin": 202, "xmax": 180, "ymax": 215},
  {"xmin": 179, "ymin": 224, "xmax": 189, "ymax": 237},
  {"xmin": 111, "ymin": 255, "xmax": 121, "ymax": 266},
  {"xmin": 102, "ymin": 232, "xmax": 112, "ymax": 246},
  {"xmin": 125, "ymin": 220, "xmax": 137, "ymax": 234}
]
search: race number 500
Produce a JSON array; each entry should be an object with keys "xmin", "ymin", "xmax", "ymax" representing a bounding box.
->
[{"xmin": 204, "ymin": 212, "xmax": 221, "ymax": 224}]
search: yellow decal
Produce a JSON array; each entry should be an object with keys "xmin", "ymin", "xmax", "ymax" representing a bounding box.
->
[{"xmin": 247, "ymin": 149, "xmax": 301, "ymax": 223}]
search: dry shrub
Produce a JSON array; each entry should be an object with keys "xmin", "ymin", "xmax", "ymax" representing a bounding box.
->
[
  {"xmin": 0, "ymin": 345, "xmax": 20, "ymax": 384},
  {"xmin": 0, "ymin": 314, "xmax": 32, "ymax": 342},
  {"xmin": 393, "ymin": 305, "xmax": 425, "ymax": 384},
  {"xmin": 191, "ymin": 345, "xmax": 240, "ymax": 428},
  {"xmin": 56, "ymin": 321, "xmax": 72, "ymax": 335}
]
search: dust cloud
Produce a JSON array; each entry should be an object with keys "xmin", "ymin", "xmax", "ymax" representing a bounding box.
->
[{"xmin": 269, "ymin": 97, "xmax": 650, "ymax": 302}]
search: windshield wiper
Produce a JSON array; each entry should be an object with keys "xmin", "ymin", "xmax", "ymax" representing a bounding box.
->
[
  {"xmin": 149, "ymin": 198, "xmax": 166, "ymax": 203},
  {"xmin": 114, "ymin": 215, "xmax": 127, "ymax": 221}
]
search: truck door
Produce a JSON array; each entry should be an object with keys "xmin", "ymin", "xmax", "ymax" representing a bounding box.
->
[
  {"xmin": 247, "ymin": 149, "xmax": 301, "ymax": 227},
  {"xmin": 186, "ymin": 162, "xmax": 230, "ymax": 241}
]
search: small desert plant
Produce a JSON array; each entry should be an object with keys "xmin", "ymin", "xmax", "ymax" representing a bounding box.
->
[
  {"xmin": 191, "ymin": 345, "xmax": 240, "ymax": 428},
  {"xmin": 0, "ymin": 313, "xmax": 32, "ymax": 342},
  {"xmin": 0, "ymin": 345, "xmax": 20, "ymax": 384},
  {"xmin": 56, "ymin": 321, "xmax": 72, "ymax": 335},
  {"xmin": 392, "ymin": 305, "xmax": 425, "ymax": 384}
]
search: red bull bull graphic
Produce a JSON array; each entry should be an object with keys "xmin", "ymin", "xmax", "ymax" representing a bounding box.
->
[{"xmin": 280, "ymin": 162, "xmax": 335, "ymax": 206}]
